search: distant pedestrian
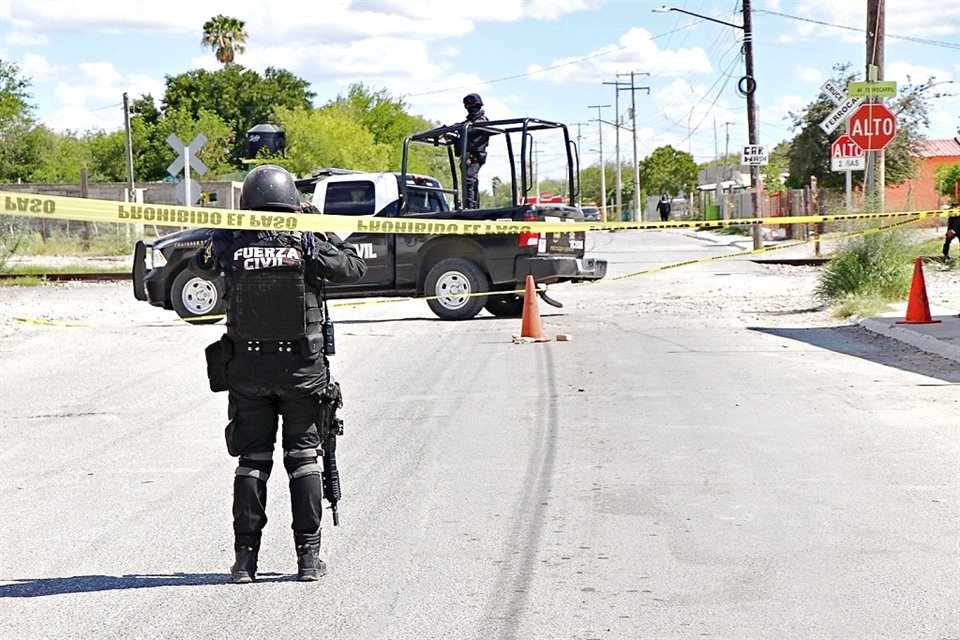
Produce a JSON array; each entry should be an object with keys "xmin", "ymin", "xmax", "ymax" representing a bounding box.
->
[{"xmin": 656, "ymin": 194, "xmax": 672, "ymax": 222}]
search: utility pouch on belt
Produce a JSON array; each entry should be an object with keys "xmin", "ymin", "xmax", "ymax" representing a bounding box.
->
[
  {"xmin": 204, "ymin": 336, "xmax": 233, "ymax": 392},
  {"xmin": 304, "ymin": 334, "xmax": 325, "ymax": 359},
  {"xmin": 224, "ymin": 420, "xmax": 240, "ymax": 457}
]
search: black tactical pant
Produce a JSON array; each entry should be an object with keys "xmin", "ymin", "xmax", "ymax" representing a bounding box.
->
[
  {"xmin": 464, "ymin": 157, "xmax": 483, "ymax": 209},
  {"xmin": 944, "ymin": 216, "xmax": 960, "ymax": 258},
  {"xmin": 224, "ymin": 351, "xmax": 329, "ymax": 550}
]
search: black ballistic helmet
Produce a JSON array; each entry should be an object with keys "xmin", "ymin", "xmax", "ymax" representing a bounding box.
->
[
  {"xmin": 463, "ymin": 93, "xmax": 483, "ymax": 109},
  {"xmin": 239, "ymin": 164, "xmax": 301, "ymax": 212}
]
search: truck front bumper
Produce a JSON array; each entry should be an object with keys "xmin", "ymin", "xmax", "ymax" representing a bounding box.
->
[{"xmin": 515, "ymin": 256, "xmax": 608, "ymax": 284}]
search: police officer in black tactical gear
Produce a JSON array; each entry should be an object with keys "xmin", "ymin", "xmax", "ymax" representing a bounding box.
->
[
  {"xmin": 445, "ymin": 92, "xmax": 490, "ymax": 209},
  {"xmin": 193, "ymin": 164, "xmax": 366, "ymax": 583}
]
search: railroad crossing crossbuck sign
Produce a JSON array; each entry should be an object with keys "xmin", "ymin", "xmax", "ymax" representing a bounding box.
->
[{"xmin": 847, "ymin": 103, "xmax": 897, "ymax": 151}]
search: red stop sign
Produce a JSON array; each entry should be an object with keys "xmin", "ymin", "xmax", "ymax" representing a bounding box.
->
[{"xmin": 848, "ymin": 103, "xmax": 897, "ymax": 151}]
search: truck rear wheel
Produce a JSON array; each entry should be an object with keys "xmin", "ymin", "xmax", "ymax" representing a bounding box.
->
[
  {"xmin": 484, "ymin": 292, "xmax": 524, "ymax": 317},
  {"xmin": 171, "ymin": 268, "xmax": 225, "ymax": 324},
  {"xmin": 424, "ymin": 258, "xmax": 489, "ymax": 320}
]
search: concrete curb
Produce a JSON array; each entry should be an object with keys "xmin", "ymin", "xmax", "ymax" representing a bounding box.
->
[{"xmin": 859, "ymin": 311, "xmax": 960, "ymax": 364}]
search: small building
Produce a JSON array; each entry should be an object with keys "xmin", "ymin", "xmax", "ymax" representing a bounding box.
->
[{"xmin": 885, "ymin": 137, "xmax": 960, "ymax": 211}]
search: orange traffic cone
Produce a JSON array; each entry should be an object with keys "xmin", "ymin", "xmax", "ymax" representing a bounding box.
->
[
  {"xmin": 897, "ymin": 257, "xmax": 941, "ymax": 325},
  {"xmin": 519, "ymin": 275, "xmax": 550, "ymax": 342}
]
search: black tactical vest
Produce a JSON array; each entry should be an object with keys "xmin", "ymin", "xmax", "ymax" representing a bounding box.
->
[{"xmin": 225, "ymin": 233, "xmax": 323, "ymax": 342}]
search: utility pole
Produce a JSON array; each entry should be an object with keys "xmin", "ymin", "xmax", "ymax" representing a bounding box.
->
[
  {"xmin": 713, "ymin": 117, "xmax": 718, "ymax": 161},
  {"xmin": 603, "ymin": 80, "xmax": 623, "ymax": 221},
  {"xmin": 723, "ymin": 121, "xmax": 734, "ymax": 218},
  {"xmin": 123, "ymin": 92, "xmax": 135, "ymax": 198},
  {"xmin": 606, "ymin": 73, "xmax": 650, "ymax": 222},
  {"xmin": 588, "ymin": 104, "xmax": 611, "ymax": 220},
  {"xmin": 652, "ymin": 3, "xmax": 760, "ymax": 238},
  {"xmin": 123, "ymin": 92, "xmax": 137, "ymax": 241},
  {"xmin": 743, "ymin": 0, "xmax": 762, "ymax": 249},
  {"xmin": 865, "ymin": 0, "xmax": 885, "ymax": 209}
]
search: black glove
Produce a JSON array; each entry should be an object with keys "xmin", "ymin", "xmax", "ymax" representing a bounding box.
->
[{"xmin": 191, "ymin": 244, "xmax": 219, "ymax": 277}]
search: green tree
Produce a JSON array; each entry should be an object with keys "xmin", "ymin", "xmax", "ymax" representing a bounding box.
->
[
  {"xmin": 762, "ymin": 141, "xmax": 790, "ymax": 191},
  {"xmin": 275, "ymin": 106, "xmax": 389, "ymax": 176},
  {"xmin": 639, "ymin": 145, "xmax": 697, "ymax": 196},
  {"xmin": 201, "ymin": 15, "xmax": 247, "ymax": 65},
  {"xmin": 935, "ymin": 161, "xmax": 960, "ymax": 205},
  {"xmin": 329, "ymin": 84, "xmax": 434, "ymax": 169},
  {"xmin": 163, "ymin": 66, "xmax": 314, "ymax": 166},
  {"xmin": 0, "ymin": 60, "xmax": 40, "ymax": 182}
]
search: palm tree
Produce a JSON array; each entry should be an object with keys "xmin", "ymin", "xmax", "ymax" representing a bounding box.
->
[{"xmin": 201, "ymin": 15, "xmax": 247, "ymax": 65}]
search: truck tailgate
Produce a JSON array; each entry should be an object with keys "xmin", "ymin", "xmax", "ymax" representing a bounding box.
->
[{"xmin": 540, "ymin": 214, "xmax": 584, "ymax": 257}]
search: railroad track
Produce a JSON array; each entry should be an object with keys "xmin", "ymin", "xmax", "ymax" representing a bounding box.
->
[{"xmin": 0, "ymin": 272, "xmax": 131, "ymax": 282}]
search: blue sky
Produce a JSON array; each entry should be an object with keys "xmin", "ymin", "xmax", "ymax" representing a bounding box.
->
[{"xmin": 1, "ymin": 0, "xmax": 958, "ymax": 182}]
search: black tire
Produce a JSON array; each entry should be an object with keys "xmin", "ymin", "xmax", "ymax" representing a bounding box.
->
[
  {"xmin": 484, "ymin": 292, "xmax": 524, "ymax": 317},
  {"xmin": 171, "ymin": 268, "xmax": 225, "ymax": 324},
  {"xmin": 424, "ymin": 258, "xmax": 489, "ymax": 320}
]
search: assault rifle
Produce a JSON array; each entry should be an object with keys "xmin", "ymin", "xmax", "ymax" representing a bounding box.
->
[{"xmin": 319, "ymin": 380, "xmax": 344, "ymax": 526}]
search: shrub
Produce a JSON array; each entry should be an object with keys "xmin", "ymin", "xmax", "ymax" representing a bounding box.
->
[{"xmin": 816, "ymin": 229, "xmax": 914, "ymax": 303}]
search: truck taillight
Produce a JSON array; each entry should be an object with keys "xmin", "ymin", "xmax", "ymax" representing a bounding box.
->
[{"xmin": 518, "ymin": 215, "xmax": 540, "ymax": 248}]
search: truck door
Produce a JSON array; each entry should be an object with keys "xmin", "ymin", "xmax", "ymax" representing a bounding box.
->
[
  {"xmin": 393, "ymin": 184, "xmax": 451, "ymax": 283},
  {"xmin": 316, "ymin": 179, "xmax": 394, "ymax": 289}
]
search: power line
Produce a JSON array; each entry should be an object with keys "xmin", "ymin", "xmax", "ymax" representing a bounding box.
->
[{"xmin": 756, "ymin": 8, "xmax": 960, "ymax": 49}]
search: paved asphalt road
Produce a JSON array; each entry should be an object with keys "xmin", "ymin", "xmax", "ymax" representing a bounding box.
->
[{"xmin": 1, "ymin": 230, "xmax": 957, "ymax": 640}]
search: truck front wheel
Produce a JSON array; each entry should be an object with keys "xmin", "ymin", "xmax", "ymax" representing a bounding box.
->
[
  {"xmin": 424, "ymin": 258, "xmax": 489, "ymax": 320},
  {"xmin": 171, "ymin": 268, "xmax": 225, "ymax": 324}
]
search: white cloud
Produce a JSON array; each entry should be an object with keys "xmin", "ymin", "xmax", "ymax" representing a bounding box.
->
[
  {"xmin": 927, "ymin": 104, "xmax": 960, "ymax": 139},
  {"xmin": 886, "ymin": 60, "xmax": 953, "ymax": 85},
  {"xmin": 525, "ymin": 28, "xmax": 712, "ymax": 85},
  {"xmin": 523, "ymin": 0, "xmax": 594, "ymax": 21},
  {"xmin": 45, "ymin": 62, "xmax": 165, "ymax": 131},
  {"xmin": 798, "ymin": 66, "xmax": 821, "ymax": 83},
  {"xmin": 17, "ymin": 53, "xmax": 61, "ymax": 82}
]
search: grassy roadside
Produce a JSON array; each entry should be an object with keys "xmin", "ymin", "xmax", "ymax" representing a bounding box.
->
[
  {"xmin": 1, "ymin": 227, "xmax": 135, "ymax": 282},
  {"xmin": 816, "ymin": 228, "xmax": 955, "ymax": 319}
]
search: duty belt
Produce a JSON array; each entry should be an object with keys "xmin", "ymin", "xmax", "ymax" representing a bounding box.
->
[{"xmin": 240, "ymin": 339, "xmax": 302, "ymax": 354}]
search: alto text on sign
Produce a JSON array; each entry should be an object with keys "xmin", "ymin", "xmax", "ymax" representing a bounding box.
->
[
  {"xmin": 848, "ymin": 103, "xmax": 897, "ymax": 151},
  {"xmin": 831, "ymin": 134, "xmax": 865, "ymax": 172}
]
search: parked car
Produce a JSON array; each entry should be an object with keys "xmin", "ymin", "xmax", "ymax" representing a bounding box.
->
[{"xmin": 581, "ymin": 206, "xmax": 601, "ymax": 221}]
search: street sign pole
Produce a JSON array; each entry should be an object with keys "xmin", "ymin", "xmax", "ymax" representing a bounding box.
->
[{"xmin": 846, "ymin": 169, "xmax": 852, "ymax": 212}]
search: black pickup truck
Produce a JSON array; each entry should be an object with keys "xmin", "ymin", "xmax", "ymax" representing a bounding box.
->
[{"xmin": 133, "ymin": 117, "xmax": 607, "ymax": 321}]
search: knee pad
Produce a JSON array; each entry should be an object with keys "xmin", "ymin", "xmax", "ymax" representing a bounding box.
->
[
  {"xmin": 284, "ymin": 448, "xmax": 320, "ymax": 480},
  {"xmin": 237, "ymin": 451, "xmax": 274, "ymax": 482}
]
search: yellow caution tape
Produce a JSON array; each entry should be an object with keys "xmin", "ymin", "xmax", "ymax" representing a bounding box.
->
[{"xmin": 2, "ymin": 189, "xmax": 956, "ymax": 235}]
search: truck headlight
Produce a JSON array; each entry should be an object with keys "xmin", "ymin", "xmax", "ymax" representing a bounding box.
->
[{"xmin": 148, "ymin": 248, "xmax": 167, "ymax": 269}]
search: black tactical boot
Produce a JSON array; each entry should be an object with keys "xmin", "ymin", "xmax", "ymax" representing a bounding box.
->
[
  {"xmin": 296, "ymin": 543, "xmax": 326, "ymax": 581},
  {"xmin": 231, "ymin": 545, "xmax": 259, "ymax": 584}
]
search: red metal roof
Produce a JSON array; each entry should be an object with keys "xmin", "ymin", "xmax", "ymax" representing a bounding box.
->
[{"xmin": 918, "ymin": 137, "xmax": 960, "ymax": 157}]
